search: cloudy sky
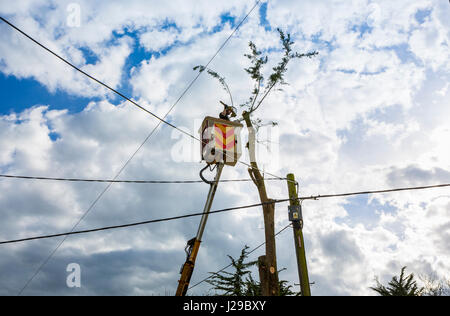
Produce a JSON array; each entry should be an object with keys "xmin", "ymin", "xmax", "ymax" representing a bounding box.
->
[{"xmin": 0, "ymin": 0, "xmax": 449, "ymax": 296}]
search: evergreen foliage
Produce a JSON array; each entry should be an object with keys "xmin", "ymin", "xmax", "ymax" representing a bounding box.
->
[
  {"xmin": 207, "ymin": 246, "xmax": 257, "ymax": 296},
  {"xmin": 207, "ymin": 246, "xmax": 299, "ymax": 296},
  {"xmin": 371, "ymin": 266, "xmax": 424, "ymax": 296}
]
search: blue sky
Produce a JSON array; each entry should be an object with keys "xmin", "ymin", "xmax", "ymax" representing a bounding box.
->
[
  {"xmin": 0, "ymin": 73, "xmax": 98, "ymax": 114},
  {"xmin": 0, "ymin": 0, "xmax": 449, "ymax": 296},
  {"xmin": 0, "ymin": 2, "xmax": 429, "ymax": 116},
  {"xmin": 0, "ymin": 9, "xmax": 252, "ymax": 114}
]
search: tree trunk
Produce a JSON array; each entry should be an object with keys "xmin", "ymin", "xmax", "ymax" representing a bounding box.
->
[
  {"xmin": 258, "ymin": 255, "xmax": 269, "ymax": 296},
  {"xmin": 243, "ymin": 111, "xmax": 279, "ymax": 296}
]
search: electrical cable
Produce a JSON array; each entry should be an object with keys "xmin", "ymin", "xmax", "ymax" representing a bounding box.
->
[
  {"xmin": 0, "ymin": 16, "xmax": 194, "ymax": 141},
  {"xmin": 188, "ymin": 183, "xmax": 450, "ymax": 291},
  {"xmin": 1, "ymin": 2, "xmax": 264, "ymax": 294},
  {"xmin": 0, "ymin": 9, "xmax": 294, "ymax": 186},
  {"xmin": 0, "ymin": 174, "xmax": 285, "ymax": 184},
  {"xmin": 2, "ymin": 181, "xmax": 450, "ymax": 246},
  {"xmin": 1, "ymin": 6, "xmax": 445, "ymax": 295},
  {"xmin": 0, "ymin": 199, "xmax": 287, "ymax": 245},
  {"xmin": 298, "ymin": 183, "xmax": 450, "ymax": 201}
]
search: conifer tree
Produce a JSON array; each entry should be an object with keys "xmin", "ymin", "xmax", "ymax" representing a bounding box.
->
[
  {"xmin": 207, "ymin": 246, "xmax": 299, "ymax": 296},
  {"xmin": 207, "ymin": 245, "xmax": 257, "ymax": 296},
  {"xmin": 371, "ymin": 266, "xmax": 423, "ymax": 296}
]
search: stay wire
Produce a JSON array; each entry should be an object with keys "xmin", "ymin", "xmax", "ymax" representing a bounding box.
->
[{"xmin": 16, "ymin": 128, "xmax": 158, "ymax": 295}]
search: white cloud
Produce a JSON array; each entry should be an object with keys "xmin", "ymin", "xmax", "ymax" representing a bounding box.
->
[
  {"xmin": 139, "ymin": 29, "xmax": 179, "ymax": 52},
  {"xmin": 409, "ymin": 11, "xmax": 450, "ymax": 72},
  {"xmin": 0, "ymin": 0, "xmax": 252, "ymax": 98},
  {"xmin": 0, "ymin": 0, "xmax": 449, "ymax": 296}
]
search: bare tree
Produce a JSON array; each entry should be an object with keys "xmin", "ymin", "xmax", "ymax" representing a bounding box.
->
[{"xmin": 419, "ymin": 273, "xmax": 450, "ymax": 296}]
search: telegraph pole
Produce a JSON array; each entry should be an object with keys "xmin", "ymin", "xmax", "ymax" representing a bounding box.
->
[{"xmin": 286, "ymin": 173, "xmax": 311, "ymax": 296}]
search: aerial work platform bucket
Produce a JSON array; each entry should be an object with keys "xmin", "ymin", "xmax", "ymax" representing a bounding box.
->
[{"xmin": 199, "ymin": 116, "xmax": 243, "ymax": 167}]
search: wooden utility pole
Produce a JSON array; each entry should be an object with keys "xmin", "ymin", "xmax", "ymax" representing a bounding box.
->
[
  {"xmin": 244, "ymin": 111, "xmax": 279, "ymax": 296},
  {"xmin": 192, "ymin": 30, "xmax": 317, "ymax": 297},
  {"xmin": 286, "ymin": 173, "xmax": 311, "ymax": 296}
]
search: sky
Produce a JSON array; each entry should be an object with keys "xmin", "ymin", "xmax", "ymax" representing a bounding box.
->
[{"xmin": 0, "ymin": 0, "xmax": 449, "ymax": 296}]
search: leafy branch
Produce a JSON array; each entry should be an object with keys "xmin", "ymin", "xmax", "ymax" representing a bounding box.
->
[
  {"xmin": 193, "ymin": 65, "xmax": 234, "ymax": 107},
  {"xmin": 207, "ymin": 245, "xmax": 300, "ymax": 296},
  {"xmin": 194, "ymin": 28, "xmax": 318, "ymax": 130},
  {"xmin": 246, "ymin": 28, "xmax": 318, "ymax": 117},
  {"xmin": 371, "ymin": 267, "xmax": 424, "ymax": 296}
]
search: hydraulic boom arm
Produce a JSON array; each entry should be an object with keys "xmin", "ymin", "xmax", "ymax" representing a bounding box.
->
[{"xmin": 175, "ymin": 163, "xmax": 224, "ymax": 296}]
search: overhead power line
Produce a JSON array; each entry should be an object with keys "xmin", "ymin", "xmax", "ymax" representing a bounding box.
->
[
  {"xmin": 1, "ymin": 3, "xmax": 264, "ymax": 294},
  {"xmin": 298, "ymin": 183, "xmax": 450, "ymax": 201},
  {"xmin": 0, "ymin": 11, "xmax": 291, "ymax": 185},
  {"xmin": 0, "ymin": 174, "xmax": 285, "ymax": 184},
  {"xmin": 1, "ymin": 182, "xmax": 449, "ymax": 246},
  {"xmin": 188, "ymin": 183, "xmax": 450, "ymax": 291},
  {"xmin": 0, "ymin": 199, "xmax": 286, "ymax": 245},
  {"xmin": 0, "ymin": 16, "xmax": 194, "ymax": 141}
]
